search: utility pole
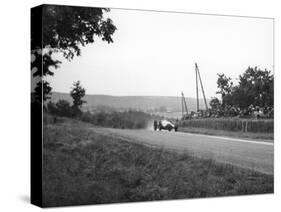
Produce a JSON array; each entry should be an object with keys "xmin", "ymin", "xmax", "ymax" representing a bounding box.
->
[
  {"xmin": 181, "ymin": 92, "xmax": 184, "ymax": 118},
  {"xmin": 195, "ymin": 63, "xmax": 199, "ymax": 112},
  {"xmin": 195, "ymin": 63, "xmax": 208, "ymax": 110},
  {"xmin": 181, "ymin": 92, "xmax": 188, "ymax": 116}
]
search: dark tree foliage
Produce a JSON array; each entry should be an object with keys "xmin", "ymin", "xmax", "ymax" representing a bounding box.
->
[
  {"xmin": 216, "ymin": 73, "xmax": 233, "ymax": 106},
  {"xmin": 31, "ymin": 5, "xmax": 117, "ymax": 102},
  {"xmin": 209, "ymin": 97, "xmax": 222, "ymax": 111},
  {"xmin": 34, "ymin": 81, "xmax": 52, "ymax": 102},
  {"xmin": 214, "ymin": 67, "xmax": 273, "ymax": 110},
  {"xmin": 70, "ymin": 81, "xmax": 86, "ymax": 115},
  {"xmin": 55, "ymin": 100, "xmax": 73, "ymax": 117},
  {"xmin": 47, "ymin": 100, "xmax": 73, "ymax": 117},
  {"xmin": 236, "ymin": 67, "xmax": 273, "ymax": 108},
  {"xmin": 46, "ymin": 101, "xmax": 57, "ymax": 114}
]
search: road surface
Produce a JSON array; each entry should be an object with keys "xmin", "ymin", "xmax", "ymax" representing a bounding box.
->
[{"xmin": 93, "ymin": 128, "xmax": 274, "ymax": 174}]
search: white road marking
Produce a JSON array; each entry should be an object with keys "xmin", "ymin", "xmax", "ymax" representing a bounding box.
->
[{"xmin": 178, "ymin": 132, "xmax": 274, "ymax": 146}]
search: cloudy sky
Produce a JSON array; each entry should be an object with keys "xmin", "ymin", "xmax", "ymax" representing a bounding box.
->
[{"xmin": 46, "ymin": 8, "xmax": 274, "ymax": 99}]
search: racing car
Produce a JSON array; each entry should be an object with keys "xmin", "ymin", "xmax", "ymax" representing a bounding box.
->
[{"xmin": 154, "ymin": 119, "xmax": 178, "ymax": 132}]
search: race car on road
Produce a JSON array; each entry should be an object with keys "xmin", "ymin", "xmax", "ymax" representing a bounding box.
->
[{"xmin": 154, "ymin": 120, "xmax": 178, "ymax": 132}]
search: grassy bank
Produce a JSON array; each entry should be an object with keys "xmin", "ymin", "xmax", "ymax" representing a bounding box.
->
[
  {"xmin": 43, "ymin": 118, "xmax": 273, "ymax": 207},
  {"xmin": 180, "ymin": 118, "xmax": 273, "ymax": 133},
  {"xmin": 46, "ymin": 102, "xmax": 161, "ymax": 129},
  {"xmin": 179, "ymin": 127, "xmax": 273, "ymax": 141}
]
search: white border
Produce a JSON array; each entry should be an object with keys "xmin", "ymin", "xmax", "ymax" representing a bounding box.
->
[{"xmin": 0, "ymin": 0, "xmax": 280, "ymax": 211}]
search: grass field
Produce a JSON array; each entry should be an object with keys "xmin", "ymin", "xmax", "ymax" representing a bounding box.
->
[{"xmin": 43, "ymin": 117, "xmax": 273, "ymax": 207}]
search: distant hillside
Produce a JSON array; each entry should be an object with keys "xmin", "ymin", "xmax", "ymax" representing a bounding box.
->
[{"xmin": 50, "ymin": 92, "xmax": 208, "ymax": 112}]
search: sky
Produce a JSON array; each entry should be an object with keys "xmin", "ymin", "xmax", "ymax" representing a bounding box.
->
[{"xmin": 46, "ymin": 8, "xmax": 274, "ymax": 99}]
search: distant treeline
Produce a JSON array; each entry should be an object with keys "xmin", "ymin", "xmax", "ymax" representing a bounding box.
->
[{"xmin": 46, "ymin": 100, "xmax": 160, "ymax": 129}]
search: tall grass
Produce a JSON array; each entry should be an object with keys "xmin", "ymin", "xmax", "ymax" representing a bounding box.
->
[
  {"xmin": 46, "ymin": 106, "xmax": 160, "ymax": 129},
  {"xmin": 42, "ymin": 118, "xmax": 273, "ymax": 207},
  {"xmin": 80, "ymin": 110, "xmax": 153, "ymax": 129},
  {"xmin": 180, "ymin": 118, "xmax": 273, "ymax": 133}
]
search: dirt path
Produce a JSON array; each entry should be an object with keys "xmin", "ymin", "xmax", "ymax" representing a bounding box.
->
[{"xmin": 92, "ymin": 127, "xmax": 274, "ymax": 174}]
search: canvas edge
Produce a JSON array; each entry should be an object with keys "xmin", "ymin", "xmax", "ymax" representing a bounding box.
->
[{"xmin": 30, "ymin": 4, "xmax": 43, "ymax": 208}]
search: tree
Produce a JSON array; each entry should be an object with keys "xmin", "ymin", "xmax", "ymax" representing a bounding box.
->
[
  {"xmin": 209, "ymin": 97, "xmax": 221, "ymax": 111},
  {"xmin": 216, "ymin": 73, "xmax": 233, "ymax": 107},
  {"xmin": 70, "ymin": 81, "xmax": 86, "ymax": 115},
  {"xmin": 55, "ymin": 100, "xmax": 73, "ymax": 117},
  {"xmin": 31, "ymin": 5, "xmax": 117, "ymax": 102},
  {"xmin": 46, "ymin": 101, "xmax": 57, "ymax": 115},
  {"xmin": 34, "ymin": 81, "xmax": 52, "ymax": 103},
  {"xmin": 237, "ymin": 67, "xmax": 273, "ymax": 108},
  {"xmin": 215, "ymin": 67, "xmax": 273, "ymax": 110},
  {"xmin": 229, "ymin": 86, "xmax": 250, "ymax": 109}
]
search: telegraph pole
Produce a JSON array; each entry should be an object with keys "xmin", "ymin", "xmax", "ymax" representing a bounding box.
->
[
  {"xmin": 195, "ymin": 63, "xmax": 199, "ymax": 112},
  {"xmin": 195, "ymin": 63, "xmax": 208, "ymax": 110},
  {"xmin": 181, "ymin": 92, "xmax": 184, "ymax": 117},
  {"xmin": 181, "ymin": 92, "xmax": 188, "ymax": 116}
]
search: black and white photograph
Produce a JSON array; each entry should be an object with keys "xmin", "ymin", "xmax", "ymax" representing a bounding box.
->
[{"xmin": 30, "ymin": 3, "xmax": 274, "ymax": 208}]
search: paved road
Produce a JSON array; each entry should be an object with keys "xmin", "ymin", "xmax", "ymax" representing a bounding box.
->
[{"xmin": 93, "ymin": 128, "xmax": 274, "ymax": 174}]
